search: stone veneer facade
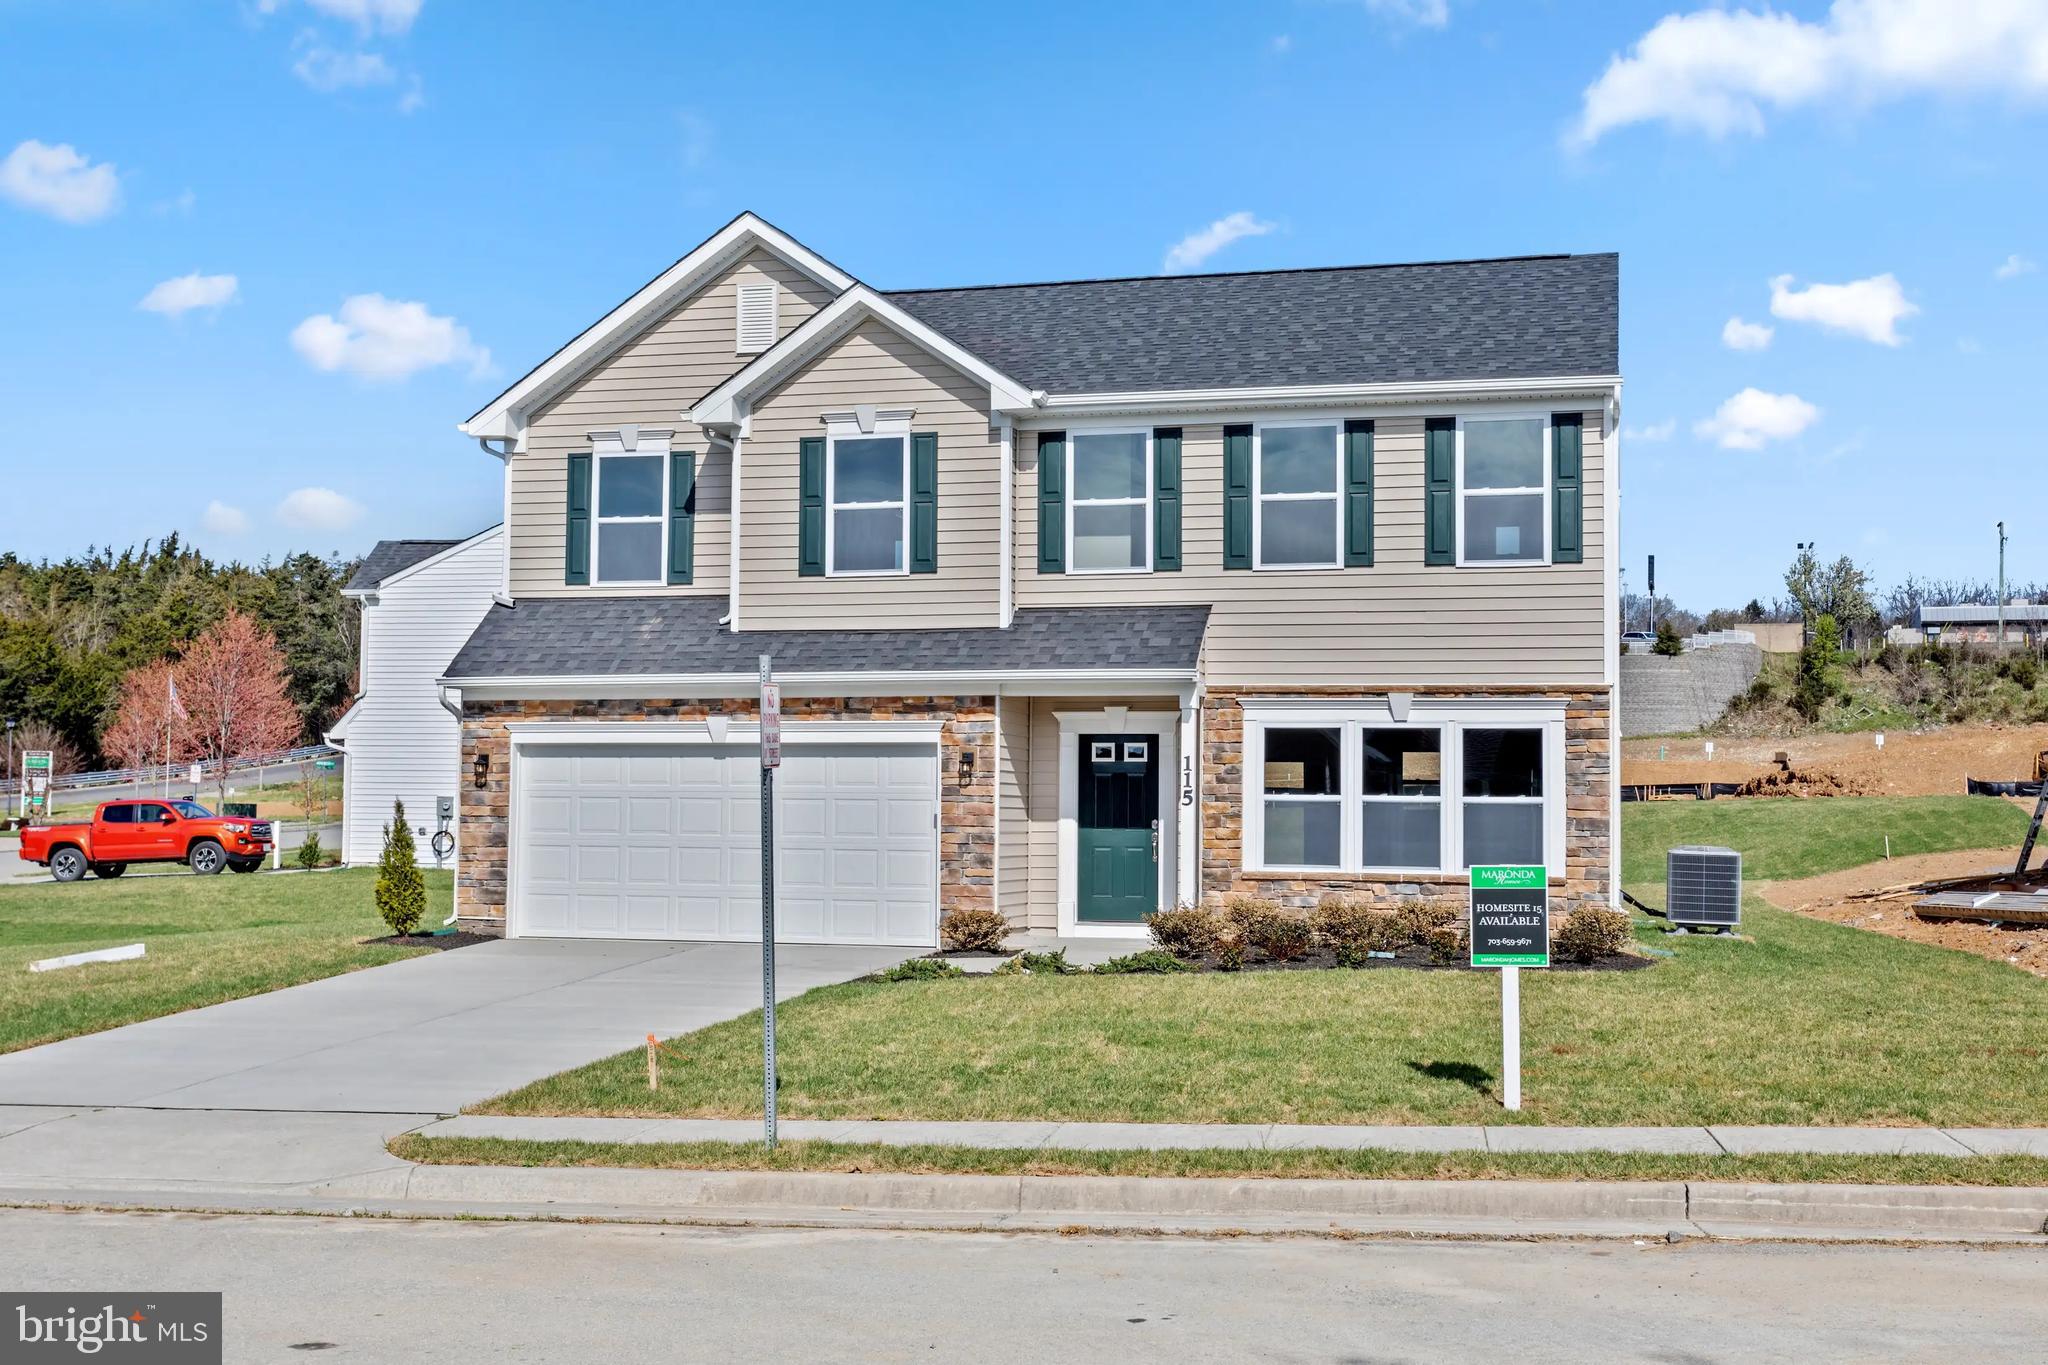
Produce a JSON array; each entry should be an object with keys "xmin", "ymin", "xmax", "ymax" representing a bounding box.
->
[
  {"xmin": 456, "ymin": 695, "xmax": 995, "ymax": 929},
  {"xmin": 1197, "ymin": 686, "xmax": 1613, "ymax": 917}
]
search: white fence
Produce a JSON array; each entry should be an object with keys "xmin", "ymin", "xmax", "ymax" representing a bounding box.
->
[{"xmin": 0, "ymin": 744, "xmax": 338, "ymax": 797}]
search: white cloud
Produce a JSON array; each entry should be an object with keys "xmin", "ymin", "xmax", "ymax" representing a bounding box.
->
[
  {"xmin": 277, "ymin": 487, "xmax": 364, "ymax": 532},
  {"xmin": 1721, "ymin": 316, "xmax": 1774, "ymax": 350},
  {"xmin": 202, "ymin": 501, "xmax": 249, "ymax": 536},
  {"xmin": 268, "ymin": 0, "xmax": 423, "ymax": 33},
  {"xmin": 1769, "ymin": 272, "xmax": 1917, "ymax": 345},
  {"xmin": 1162, "ymin": 211, "xmax": 1277, "ymax": 273},
  {"xmin": 0, "ymin": 140, "xmax": 120, "ymax": 223},
  {"xmin": 292, "ymin": 41, "xmax": 396, "ymax": 91},
  {"xmin": 138, "ymin": 272, "xmax": 240, "ymax": 318},
  {"xmin": 1695, "ymin": 388, "xmax": 1821, "ymax": 450},
  {"xmin": 1624, "ymin": 418, "xmax": 1677, "ymax": 442},
  {"xmin": 1571, "ymin": 0, "xmax": 2048, "ymax": 146},
  {"xmin": 290, "ymin": 293, "xmax": 490, "ymax": 380},
  {"xmin": 1360, "ymin": 0, "xmax": 1449, "ymax": 29},
  {"xmin": 1995, "ymin": 252, "xmax": 2038, "ymax": 280}
]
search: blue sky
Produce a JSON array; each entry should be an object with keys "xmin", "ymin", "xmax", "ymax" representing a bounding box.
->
[{"xmin": 2, "ymin": 0, "xmax": 2043, "ymax": 608}]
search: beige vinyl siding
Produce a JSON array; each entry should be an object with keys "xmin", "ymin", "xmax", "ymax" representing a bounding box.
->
[
  {"xmin": 996, "ymin": 694, "xmax": 1031, "ymax": 925},
  {"xmin": 1015, "ymin": 407, "xmax": 1608, "ymax": 688},
  {"xmin": 739, "ymin": 319, "xmax": 1000, "ymax": 630},
  {"xmin": 509, "ymin": 250, "xmax": 836, "ymax": 597}
]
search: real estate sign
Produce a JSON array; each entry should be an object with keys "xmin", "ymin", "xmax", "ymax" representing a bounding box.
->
[
  {"xmin": 1469, "ymin": 864, "xmax": 1550, "ymax": 967},
  {"xmin": 22, "ymin": 751, "xmax": 52, "ymax": 814}
]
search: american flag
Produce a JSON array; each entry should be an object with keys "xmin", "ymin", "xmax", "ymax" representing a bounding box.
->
[{"xmin": 167, "ymin": 675, "xmax": 188, "ymax": 720}]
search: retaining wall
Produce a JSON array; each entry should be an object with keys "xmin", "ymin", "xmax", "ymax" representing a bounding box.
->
[{"xmin": 1619, "ymin": 643, "xmax": 1763, "ymax": 738}]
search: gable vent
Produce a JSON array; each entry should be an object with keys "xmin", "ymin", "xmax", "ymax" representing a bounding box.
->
[{"xmin": 736, "ymin": 281, "xmax": 778, "ymax": 353}]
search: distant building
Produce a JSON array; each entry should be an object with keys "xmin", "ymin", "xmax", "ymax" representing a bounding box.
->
[{"xmin": 1911, "ymin": 603, "xmax": 2047, "ymax": 647}]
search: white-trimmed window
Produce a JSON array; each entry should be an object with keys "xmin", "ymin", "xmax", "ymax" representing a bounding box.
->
[
  {"xmin": 1068, "ymin": 429, "xmax": 1151, "ymax": 573},
  {"xmin": 1459, "ymin": 414, "xmax": 1549, "ymax": 565},
  {"xmin": 827, "ymin": 429, "xmax": 908, "ymax": 576},
  {"xmin": 1243, "ymin": 700, "xmax": 1564, "ymax": 875},
  {"xmin": 1254, "ymin": 420, "xmax": 1341, "ymax": 569},
  {"xmin": 594, "ymin": 448, "xmax": 666, "ymax": 585},
  {"xmin": 736, "ymin": 281, "xmax": 778, "ymax": 353}
]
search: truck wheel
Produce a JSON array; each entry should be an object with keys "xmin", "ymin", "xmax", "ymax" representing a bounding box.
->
[
  {"xmin": 50, "ymin": 848, "xmax": 87, "ymax": 883},
  {"xmin": 92, "ymin": 863, "xmax": 127, "ymax": 879},
  {"xmin": 227, "ymin": 858, "xmax": 261, "ymax": 874},
  {"xmin": 188, "ymin": 841, "xmax": 226, "ymax": 876}
]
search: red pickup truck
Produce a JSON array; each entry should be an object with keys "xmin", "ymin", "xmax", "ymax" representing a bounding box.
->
[{"xmin": 19, "ymin": 800, "xmax": 274, "ymax": 882}]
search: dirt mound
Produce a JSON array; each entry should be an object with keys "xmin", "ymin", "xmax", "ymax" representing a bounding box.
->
[
  {"xmin": 1758, "ymin": 846, "xmax": 2048, "ymax": 977},
  {"xmin": 1623, "ymin": 722, "xmax": 2048, "ymax": 796},
  {"xmin": 1731, "ymin": 766, "xmax": 1873, "ymax": 798}
]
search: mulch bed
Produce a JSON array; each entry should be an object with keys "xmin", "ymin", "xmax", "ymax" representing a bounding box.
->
[
  {"xmin": 932, "ymin": 947, "xmax": 1652, "ymax": 974},
  {"xmin": 363, "ymin": 931, "xmax": 498, "ymax": 951}
]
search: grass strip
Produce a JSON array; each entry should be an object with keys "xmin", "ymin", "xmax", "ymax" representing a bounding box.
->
[{"xmin": 390, "ymin": 1135, "xmax": 2048, "ymax": 1188}]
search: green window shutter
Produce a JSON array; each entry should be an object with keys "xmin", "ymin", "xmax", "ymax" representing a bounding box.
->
[
  {"xmin": 666, "ymin": 450, "xmax": 695, "ymax": 585},
  {"xmin": 1343, "ymin": 419, "xmax": 1374, "ymax": 568},
  {"xmin": 1424, "ymin": 418, "xmax": 1456, "ymax": 566},
  {"xmin": 1153, "ymin": 427, "xmax": 1182, "ymax": 572},
  {"xmin": 564, "ymin": 452, "xmax": 592, "ymax": 585},
  {"xmin": 1223, "ymin": 424, "xmax": 1253, "ymax": 570},
  {"xmin": 1551, "ymin": 413, "xmax": 1584, "ymax": 565},
  {"xmin": 910, "ymin": 431, "xmax": 939, "ymax": 574},
  {"xmin": 798, "ymin": 436, "xmax": 826, "ymax": 577},
  {"xmin": 1037, "ymin": 431, "xmax": 1066, "ymax": 574}
]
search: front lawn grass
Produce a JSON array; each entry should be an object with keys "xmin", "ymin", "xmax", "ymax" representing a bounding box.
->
[
  {"xmin": 0, "ymin": 868, "xmax": 450, "ymax": 1052},
  {"xmin": 1620, "ymin": 794, "xmax": 2029, "ymax": 883},
  {"xmin": 479, "ymin": 895, "xmax": 2048, "ymax": 1127},
  {"xmin": 390, "ymin": 1135, "xmax": 2048, "ymax": 1188}
]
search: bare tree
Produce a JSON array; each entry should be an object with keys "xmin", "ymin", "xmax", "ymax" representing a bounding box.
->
[{"xmin": 177, "ymin": 609, "xmax": 301, "ymax": 806}]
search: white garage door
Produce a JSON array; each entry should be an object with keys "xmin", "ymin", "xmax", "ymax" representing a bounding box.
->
[{"xmin": 516, "ymin": 741, "xmax": 938, "ymax": 945}]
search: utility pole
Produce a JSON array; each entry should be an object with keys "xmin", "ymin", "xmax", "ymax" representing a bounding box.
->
[
  {"xmin": 1796, "ymin": 540, "xmax": 1816, "ymax": 651},
  {"xmin": 1997, "ymin": 521, "xmax": 2008, "ymax": 651}
]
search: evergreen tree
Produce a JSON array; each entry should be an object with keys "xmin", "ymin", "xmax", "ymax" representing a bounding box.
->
[{"xmin": 375, "ymin": 799, "xmax": 426, "ymax": 936}]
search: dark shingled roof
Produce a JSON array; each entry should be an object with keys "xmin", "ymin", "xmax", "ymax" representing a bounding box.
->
[
  {"xmin": 886, "ymin": 253, "xmax": 1618, "ymax": 395},
  {"xmin": 444, "ymin": 597, "xmax": 1209, "ymax": 679},
  {"xmin": 346, "ymin": 538, "xmax": 465, "ymax": 592}
]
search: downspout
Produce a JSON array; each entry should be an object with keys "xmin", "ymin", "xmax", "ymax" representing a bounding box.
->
[
  {"xmin": 477, "ymin": 436, "xmax": 516, "ymax": 607},
  {"xmin": 437, "ymin": 684, "xmax": 463, "ymax": 928},
  {"xmin": 725, "ymin": 402, "xmax": 748, "ymax": 630},
  {"xmin": 997, "ymin": 417, "xmax": 1014, "ymax": 628}
]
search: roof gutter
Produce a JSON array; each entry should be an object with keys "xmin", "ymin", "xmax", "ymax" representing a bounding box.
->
[
  {"xmin": 438, "ymin": 667, "xmax": 1198, "ymax": 702},
  {"xmin": 1026, "ymin": 374, "xmax": 1623, "ymax": 418}
]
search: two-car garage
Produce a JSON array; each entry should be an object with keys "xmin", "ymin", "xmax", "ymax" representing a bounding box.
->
[{"xmin": 512, "ymin": 732, "xmax": 939, "ymax": 947}]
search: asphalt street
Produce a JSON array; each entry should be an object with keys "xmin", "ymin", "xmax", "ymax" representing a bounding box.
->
[{"xmin": 0, "ymin": 1209, "xmax": 2039, "ymax": 1363}]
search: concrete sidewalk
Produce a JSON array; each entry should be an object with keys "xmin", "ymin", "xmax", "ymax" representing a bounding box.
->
[{"xmin": 420, "ymin": 1114, "xmax": 2048, "ymax": 1157}]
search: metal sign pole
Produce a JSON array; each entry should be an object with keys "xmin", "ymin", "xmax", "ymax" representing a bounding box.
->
[{"xmin": 758, "ymin": 655, "xmax": 781, "ymax": 1151}]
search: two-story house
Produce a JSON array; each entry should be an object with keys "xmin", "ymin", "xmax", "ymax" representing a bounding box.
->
[{"xmin": 440, "ymin": 212, "xmax": 1620, "ymax": 946}]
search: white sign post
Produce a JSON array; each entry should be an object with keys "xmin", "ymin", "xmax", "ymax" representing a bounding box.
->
[
  {"xmin": 758, "ymin": 656, "xmax": 782, "ymax": 1151},
  {"xmin": 23, "ymin": 751, "xmax": 52, "ymax": 821}
]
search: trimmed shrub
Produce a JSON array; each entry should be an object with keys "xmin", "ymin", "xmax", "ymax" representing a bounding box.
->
[
  {"xmin": 1210, "ymin": 925, "xmax": 1247, "ymax": 972},
  {"xmin": 295, "ymin": 831, "xmax": 323, "ymax": 870},
  {"xmin": 374, "ymin": 800, "xmax": 426, "ymax": 937},
  {"xmin": 1147, "ymin": 905, "xmax": 1221, "ymax": 959},
  {"xmin": 1220, "ymin": 896, "xmax": 1277, "ymax": 935},
  {"xmin": 1247, "ymin": 906, "xmax": 1314, "ymax": 961},
  {"xmin": 881, "ymin": 957, "xmax": 963, "ymax": 981},
  {"xmin": 1017, "ymin": 949, "xmax": 1075, "ymax": 975},
  {"xmin": 940, "ymin": 907, "xmax": 1011, "ymax": 953},
  {"xmin": 1422, "ymin": 922, "xmax": 1470, "ymax": 966},
  {"xmin": 1555, "ymin": 905, "xmax": 1634, "ymax": 963},
  {"xmin": 1093, "ymin": 949, "xmax": 1193, "ymax": 975},
  {"xmin": 1392, "ymin": 898, "xmax": 1460, "ymax": 947},
  {"xmin": 1310, "ymin": 897, "xmax": 1404, "ymax": 966}
]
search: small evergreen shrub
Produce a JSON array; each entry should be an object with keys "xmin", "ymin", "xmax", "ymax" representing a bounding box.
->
[
  {"xmin": 1555, "ymin": 905, "xmax": 1634, "ymax": 962},
  {"xmin": 374, "ymin": 800, "xmax": 426, "ymax": 937},
  {"xmin": 939, "ymin": 907, "xmax": 1011, "ymax": 953},
  {"xmin": 1093, "ymin": 949, "xmax": 1192, "ymax": 975},
  {"xmin": 1393, "ymin": 898, "xmax": 1460, "ymax": 947},
  {"xmin": 1147, "ymin": 905, "xmax": 1221, "ymax": 959},
  {"xmin": 1210, "ymin": 925, "xmax": 1247, "ymax": 972},
  {"xmin": 1220, "ymin": 896, "xmax": 1278, "ymax": 935},
  {"xmin": 881, "ymin": 957, "xmax": 963, "ymax": 981},
  {"xmin": 1651, "ymin": 620, "xmax": 1685, "ymax": 656},
  {"xmin": 1422, "ymin": 922, "xmax": 1470, "ymax": 966},
  {"xmin": 295, "ymin": 832, "xmax": 323, "ymax": 870},
  {"xmin": 1017, "ymin": 948, "xmax": 1075, "ymax": 975},
  {"xmin": 1246, "ymin": 905, "xmax": 1314, "ymax": 961},
  {"xmin": 1310, "ymin": 897, "xmax": 1404, "ymax": 966}
]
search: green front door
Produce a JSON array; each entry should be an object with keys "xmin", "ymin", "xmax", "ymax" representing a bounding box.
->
[{"xmin": 1077, "ymin": 734, "xmax": 1159, "ymax": 923}]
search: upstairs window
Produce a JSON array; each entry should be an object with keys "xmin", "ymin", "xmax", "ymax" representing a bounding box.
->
[
  {"xmin": 1460, "ymin": 416, "xmax": 1548, "ymax": 564},
  {"xmin": 1068, "ymin": 430, "xmax": 1151, "ymax": 573},
  {"xmin": 595, "ymin": 449, "xmax": 665, "ymax": 584},
  {"xmin": 828, "ymin": 432, "xmax": 907, "ymax": 575},
  {"xmin": 736, "ymin": 281, "xmax": 778, "ymax": 353},
  {"xmin": 1254, "ymin": 421, "xmax": 1340, "ymax": 568}
]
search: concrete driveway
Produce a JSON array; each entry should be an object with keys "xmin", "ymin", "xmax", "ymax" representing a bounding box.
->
[{"xmin": 0, "ymin": 938, "xmax": 911, "ymax": 1115}]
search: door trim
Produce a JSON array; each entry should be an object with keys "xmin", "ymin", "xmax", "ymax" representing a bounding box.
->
[
  {"xmin": 505, "ymin": 725, "xmax": 941, "ymax": 945},
  {"xmin": 1056, "ymin": 709, "xmax": 1180, "ymax": 939}
]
